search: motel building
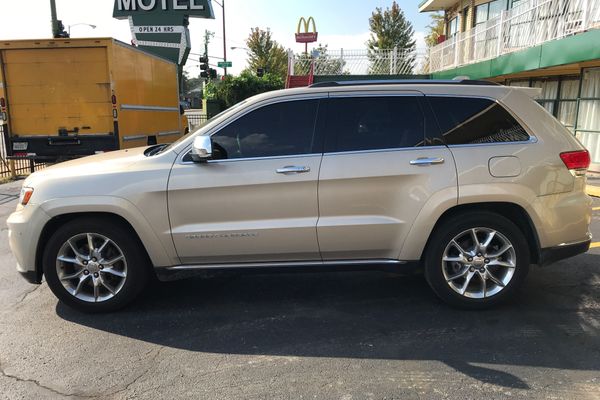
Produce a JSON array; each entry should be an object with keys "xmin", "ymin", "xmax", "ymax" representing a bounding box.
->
[{"xmin": 419, "ymin": 0, "xmax": 600, "ymax": 171}]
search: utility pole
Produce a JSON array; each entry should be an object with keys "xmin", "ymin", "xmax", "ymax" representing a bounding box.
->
[
  {"xmin": 222, "ymin": 0, "xmax": 227, "ymax": 76},
  {"xmin": 50, "ymin": 0, "xmax": 59, "ymax": 37},
  {"xmin": 50, "ymin": 0, "xmax": 69, "ymax": 38}
]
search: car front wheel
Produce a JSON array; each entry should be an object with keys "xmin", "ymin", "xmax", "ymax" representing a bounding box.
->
[{"xmin": 43, "ymin": 217, "xmax": 149, "ymax": 313}]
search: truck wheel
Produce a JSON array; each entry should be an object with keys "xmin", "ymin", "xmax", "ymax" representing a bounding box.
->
[
  {"xmin": 43, "ymin": 217, "xmax": 150, "ymax": 313},
  {"xmin": 424, "ymin": 211, "xmax": 530, "ymax": 309}
]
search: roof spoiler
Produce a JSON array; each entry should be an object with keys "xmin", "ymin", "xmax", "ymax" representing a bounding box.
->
[{"xmin": 510, "ymin": 86, "xmax": 542, "ymax": 99}]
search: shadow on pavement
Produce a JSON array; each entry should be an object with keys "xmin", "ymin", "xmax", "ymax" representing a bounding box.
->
[{"xmin": 57, "ymin": 253, "xmax": 600, "ymax": 390}]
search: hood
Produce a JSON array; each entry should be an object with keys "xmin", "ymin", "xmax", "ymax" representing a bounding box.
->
[{"xmin": 24, "ymin": 147, "xmax": 149, "ymax": 188}]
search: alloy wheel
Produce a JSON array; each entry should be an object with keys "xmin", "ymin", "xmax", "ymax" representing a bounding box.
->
[
  {"xmin": 55, "ymin": 233, "xmax": 128, "ymax": 303},
  {"xmin": 442, "ymin": 227, "xmax": 516, "ymax": 299}
]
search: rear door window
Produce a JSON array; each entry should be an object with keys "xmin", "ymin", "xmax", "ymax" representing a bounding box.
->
[
  {"xmin": 324, "ymin": 96, "xmax": 426, "ymax": 152},
  {"xmin": 428, "ymin": 96, "xmax": 530, "ymax": 145}
]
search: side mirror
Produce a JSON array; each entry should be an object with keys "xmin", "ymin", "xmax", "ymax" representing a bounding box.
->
[{"xmin": 190, "ymin": 136, "xmax": 212, "ymax": 163}]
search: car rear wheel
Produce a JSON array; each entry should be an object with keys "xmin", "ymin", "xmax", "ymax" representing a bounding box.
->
[
  {"xmin": 424, "ymin": 211, "xmax": 530, "ymax": 309},
  {"xmin": 43, "ymin": 217, "xmax": 150, "ymax": 313}
]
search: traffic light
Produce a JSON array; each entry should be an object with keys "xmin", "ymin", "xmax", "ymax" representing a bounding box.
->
[
  {"xmin": 199, "ymin": 55, "xmax": 209, "ymax": 71},
  {"xmin": 209, "ymin": 69, "xmax": 217, "ymax": 79},
  {"xmin": 256, "ymin": 68, "xmax": 265, "ymax": 78}
]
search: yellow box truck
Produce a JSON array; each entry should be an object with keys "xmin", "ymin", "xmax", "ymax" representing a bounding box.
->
[{"xmin": 0, "ymin": 38, "xmax": 185, "ymax": 161}]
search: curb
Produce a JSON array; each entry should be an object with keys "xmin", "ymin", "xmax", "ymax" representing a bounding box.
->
[{"xmin": 587, "ymin": 185, "xmax": 600, "ymax": 198}]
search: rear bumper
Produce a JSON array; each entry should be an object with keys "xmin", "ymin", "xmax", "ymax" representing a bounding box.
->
[
  {"xmin": 7, "ymin": 135, "xmax": 119, "ymax": 161},
  {"xmin": 540, "ymin": 237, "xmax": 591, "ymax": 266}
]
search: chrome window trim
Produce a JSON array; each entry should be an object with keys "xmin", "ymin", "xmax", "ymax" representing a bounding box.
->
[
  {"xmin": 179, "ymin": 152, "xmax": 323, "ymax": 165},
  {"xmin": 324, "ymin": 145, "xmax": 448, "ymax": 157},
  {"xmin": 446, "ymin": 136, "xmax": 538, "ymax": 149}
]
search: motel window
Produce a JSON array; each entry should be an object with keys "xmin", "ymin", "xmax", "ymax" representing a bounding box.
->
[
  {"xmin": 576, "ymin": 68, "xmax": 600, "ymax": 164},
  {"xmin": 448, "ymin": 17, "xmax": 459, "ymax": 37},
  {"xmin": 557, "ymin": 78, "xmax": 580, "ymax": 132},
  {"xmin": 475, "ymin": 0, "xmax": 508, "ymax": 25},
  {"xmin": 532, "ymin": 78, "xmax": 559, "ymax": 114}
]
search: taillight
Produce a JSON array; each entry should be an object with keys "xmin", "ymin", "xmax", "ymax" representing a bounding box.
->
[{"xmin": 560, "ymin": 150, "xmax": 590, "ymax": 171}]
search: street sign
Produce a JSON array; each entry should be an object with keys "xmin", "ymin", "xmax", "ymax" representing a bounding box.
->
[{"xmin": 217, "ymin": 61, "xmax": 232, "ymax": 68}]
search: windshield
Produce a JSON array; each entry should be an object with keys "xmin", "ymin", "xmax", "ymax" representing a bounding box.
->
[{"xmin": 152, "ymin": 100, "xmax": 249, "ymax": 156}]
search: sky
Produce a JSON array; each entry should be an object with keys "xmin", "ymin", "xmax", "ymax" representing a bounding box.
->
[{"xmin": 0, "ymin": 0, "xmax": 433, "ymax": 76}]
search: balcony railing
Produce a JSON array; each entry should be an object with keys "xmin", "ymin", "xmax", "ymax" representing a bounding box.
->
[{"xmin": 429, "ymin": 0, "xmax": 600, "ymax": 72}]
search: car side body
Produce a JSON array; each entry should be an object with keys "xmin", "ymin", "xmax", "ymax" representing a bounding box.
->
[{"xmin": 7, "ymin": 81, "xmax": 592, "ymax": 311}]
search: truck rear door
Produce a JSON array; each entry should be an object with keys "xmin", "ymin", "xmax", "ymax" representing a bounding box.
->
[{"xmin": 3, "ymin": 47, "xmax": 114, "ymax": 158}]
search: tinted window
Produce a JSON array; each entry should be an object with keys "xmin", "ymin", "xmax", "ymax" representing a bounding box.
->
[
  {"xmin": 211, "ymin": 100, "xmax": 319, "ymax": 160},
  {"xmin": 429, "ymin": 97, "xmax": 530, "ymax": 145},
  {"xmin": 325, "ymin": 96, "xmax": 425, "ymax": 152}
]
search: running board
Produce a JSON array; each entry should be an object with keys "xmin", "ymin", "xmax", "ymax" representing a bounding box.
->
[{"xmin": 155, "ymin": 259, "xmax": 412, "ymax": 281}]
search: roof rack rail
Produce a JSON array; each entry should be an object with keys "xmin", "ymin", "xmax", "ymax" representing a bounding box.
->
[{"xmin": 309, "ymin": 79, "xmax": 501, "ymax": 88}]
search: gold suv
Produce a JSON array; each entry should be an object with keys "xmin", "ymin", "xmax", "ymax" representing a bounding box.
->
[{"xmin": 8, "ymin": 80, "xmax": 592, "ymax": 312}]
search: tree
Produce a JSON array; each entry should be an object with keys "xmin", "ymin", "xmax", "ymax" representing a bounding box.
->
[
  {"xmin": 367, "ymin": 1, "xmax": 416, "ymax": 75},
  {"xmin": 246, "ymin": 27, "xmax": 288, "ymax": 81},
  {"xmin": 422, "ymin": 13, "xmax": 445, "ymax": 73},
  {"xmin": 206, "ymin": 71, "xmax": 285, "ymax": 109}
]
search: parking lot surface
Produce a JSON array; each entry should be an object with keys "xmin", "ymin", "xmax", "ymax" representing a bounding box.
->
[{"xmin": 0, "ymin": 178, "xmax": 599, "ymax": 400}]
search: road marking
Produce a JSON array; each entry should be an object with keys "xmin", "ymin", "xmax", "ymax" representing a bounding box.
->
[
  {"xmin": 587, "ymin": 185, "xmax": 600, "ymax": 197},
  {"xmin": 591, "ymin": 242, "xmax": 600, "ymax": 249}
]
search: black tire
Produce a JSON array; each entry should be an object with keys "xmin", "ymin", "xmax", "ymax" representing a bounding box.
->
[
  {"xmin": 43, "ymin": 217, "xmax": 150, "ymax": 313},
  {"xmin": 424, "ymin": 211, "xmax": 530, "ymax": 309}
]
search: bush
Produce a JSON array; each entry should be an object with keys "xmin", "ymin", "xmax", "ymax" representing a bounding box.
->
[{"xmin": 206, "ymin": 71, "xmax": 285, "ymax": 109}]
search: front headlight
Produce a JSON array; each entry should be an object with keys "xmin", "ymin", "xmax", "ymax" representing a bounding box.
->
[{"xmin": 19, "ymin": 187, "xmax": 34, "ymax": 206}]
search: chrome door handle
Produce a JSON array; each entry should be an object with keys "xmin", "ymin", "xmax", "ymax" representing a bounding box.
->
[
  {"xmin": 410, "ymin": 157, "xmax": 445, "ymax": 166},
  {"xmin": 276, "ymin": 166, "xmax": 311, "ymax": 174}
]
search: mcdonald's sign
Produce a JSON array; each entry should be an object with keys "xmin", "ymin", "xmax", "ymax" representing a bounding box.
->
[{"xmin": 295, "ymin": 17, "xmax": 318, "ymax": 43}]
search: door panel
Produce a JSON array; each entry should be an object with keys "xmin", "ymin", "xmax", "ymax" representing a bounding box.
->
[
  {"xmin": 318, "ymin": 147, "xmax": 457, "ymax": 260},
  {"xmin": 317, "ymin": 94, "xmax": 458, "ymax": 261},
  {"xmin": 168, "ymin": 155, "xmax": 322, "ymax": 264}
]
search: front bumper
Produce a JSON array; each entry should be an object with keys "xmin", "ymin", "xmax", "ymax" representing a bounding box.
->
[
  {"xmin": 540, "ymin": 237, "xmax": 592, "ymax": 266},
  {"xmin": 7, "ymin": 204, "xmax": 51, "ymax": 283}
]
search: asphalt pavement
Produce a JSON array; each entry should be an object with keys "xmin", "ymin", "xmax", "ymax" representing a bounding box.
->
[{"xmin": 0, "ymin": 178, "xmax": 599, "ymax": 400}]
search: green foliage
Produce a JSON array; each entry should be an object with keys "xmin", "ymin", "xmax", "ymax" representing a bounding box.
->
[
  {"xmin": 246, "ymin": 27, "xmax": 288, "ymax": 80},
  {"xmin": 367, "ymin": 1, "xmax": 416, "ymax": 74},
  {"xmin": 210, "ymin": 71, "xmax": 284, "ymax": 109},
  {"xmin": 422, "ymin": 13, "xmax": 445, "ymax": 73}
]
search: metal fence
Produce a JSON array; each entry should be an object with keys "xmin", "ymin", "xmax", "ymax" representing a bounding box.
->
[
  {"xmin": 0, "ymin": 126, "xmax": 45, "ymax": 179},
  {"xmin": 290, "ymin": 48, "xmax": 427, "ymax": 76},
  {"xmin": 429, "ymin": 0, "xmax": 600, "ymax": 72},
  {"xmin": 185, "ymin": 110, "xmax": 209, "ymax": 131}
]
